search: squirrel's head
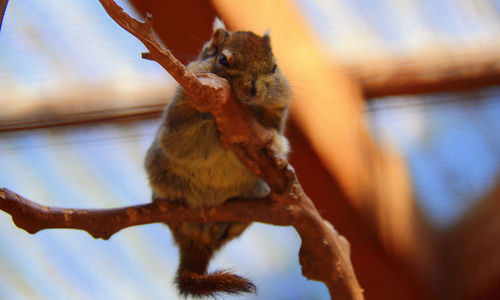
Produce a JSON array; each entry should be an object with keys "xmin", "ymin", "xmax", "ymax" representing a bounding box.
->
[{"xmin": 199, "ymin": 18, "xmax": 290, "ymax": 107}]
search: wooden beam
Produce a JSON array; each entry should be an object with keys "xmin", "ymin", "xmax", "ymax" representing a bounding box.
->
[
  {"xmin": 347, "ymin": 45, "xmax": 500, "ymax": 98},
  {"xmin": 0, "ymin": 104, "xmax": 164, "ymax": 132},
  {"xmin": 0, "ymin": 82, "xmax": 174, "ymax": 132},
  {"xmin": 5, "ymin": 44, "xmax": 500, "ymax": 132}
]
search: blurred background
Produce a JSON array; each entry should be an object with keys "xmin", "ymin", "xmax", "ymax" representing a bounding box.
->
[{"xmin": 1, "ymin": 0, "xmax": 499, "ymax": 299}]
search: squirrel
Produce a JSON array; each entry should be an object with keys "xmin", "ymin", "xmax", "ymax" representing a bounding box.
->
[{"xmin": 144, "ymin": 18, "xmax": 291, "ymax": 298}]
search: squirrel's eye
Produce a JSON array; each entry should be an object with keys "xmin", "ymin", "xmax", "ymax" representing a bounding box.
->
[
  {"xmin": 271, "ymin": 64, "xmax": 277, "ymax": 73},
  {"xmin": 218, "ymin": 54, "xmax": 230, "ymax": 67}
]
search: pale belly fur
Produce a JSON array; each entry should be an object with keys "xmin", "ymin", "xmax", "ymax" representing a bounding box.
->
[{"xmin": 147, "ymin": 118, "xmax": 269, "ymax": 207}]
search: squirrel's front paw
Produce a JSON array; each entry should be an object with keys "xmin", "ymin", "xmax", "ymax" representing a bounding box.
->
[{"xmin": 253, "ymin": 180, "xmax": 271, "ymax": 198}]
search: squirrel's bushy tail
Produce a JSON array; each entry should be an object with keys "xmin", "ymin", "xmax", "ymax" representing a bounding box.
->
[
  {"xmin": 176, "ymin": 269, "xmax": 255, "ymax": 297},
  {"xmin": 169, "ymin": 221, "xmax": 254, "ymax": 298}
]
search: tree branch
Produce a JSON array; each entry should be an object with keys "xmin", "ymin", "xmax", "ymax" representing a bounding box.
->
[
  {"xmin": 0, "ymin": 185, "xmax": 361, "ymax": 299},
  {"xmin": 0, "ymin": 1, "xmax": 364, "ymax": 299},
  {"xmin": 0, "ymin": 0, "xmax": 9, "ymax": 31},
  {"xmin": 0, "ymin": 188, "xmax": 290, "ymax": 239}
]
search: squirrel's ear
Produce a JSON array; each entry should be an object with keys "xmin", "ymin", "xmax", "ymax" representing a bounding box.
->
[
  {"xmin": 201, "ymin": 18, "xmax": 229, "ymax": 58},
  {"xmin": 211, "ymin": 17, "xmax": 228, "ymax": 46},
  {"xmin": 262, "ymin": 29, "xmax": 271, "ymax": 47},
  {"xmin": 212, "ymin": 17, "xmax": 227, "ymax": 32}
]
